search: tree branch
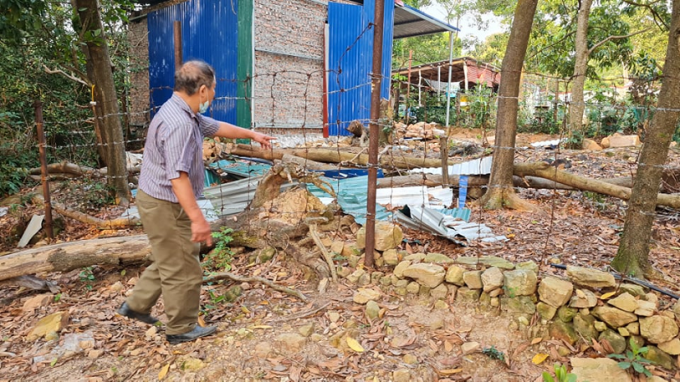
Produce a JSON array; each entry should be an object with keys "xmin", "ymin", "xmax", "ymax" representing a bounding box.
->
[
  {"xmin": 588, "ymin": 28, "xmax": 652, "ymax": 55},
  {"xmin": 42, "ymin": 65, "xmax": 89, "ymax": 86},
  {"xmin": 620, "ymin": 0, "xmax": 669, "ymax": 30}
]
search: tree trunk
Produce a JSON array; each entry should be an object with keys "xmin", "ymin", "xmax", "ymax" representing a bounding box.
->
[
  {"xmin": 514, "ymin": 162, "xmax": 680, "ymax": 208},
  {"xmin": 480, "ymin": 0, "xmax": 539, "ymax": 210},
  {"xmin": 292, "ymin": 148, "xmax": 444, "ymax": 169},
  {"xmin": 612, "ymin": 0, "xmax": 680, "ymax": 278},
  {"xmin": 74, "ymin": 0, "xmax": 129, "ymax": 204},
  {"xmin": 568, "ymin": 0, "xmax": 594, "ymax": 141}
]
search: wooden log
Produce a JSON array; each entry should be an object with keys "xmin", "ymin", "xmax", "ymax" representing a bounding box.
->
[
  {"xmin": 281, "ymin": 154, "xmax": 338, "ymax": 171},
  {"xmin": 0, "ymin": 235, "xmax": 151, "ymax": 281},
  {"xmin": 292, "ymin": 148, "xmax": 443, "ymax": 169},
  {"xmin": 514, "ymin": 162, "xmax": 680, "ymax": 208}
]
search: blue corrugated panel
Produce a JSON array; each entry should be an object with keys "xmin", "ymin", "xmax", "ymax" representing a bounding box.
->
[
  {"xmin": 210, "ymin": 159, "xmax": 271, "ymax": 178},
  {"xmin": 147, "ymin": 0, "xmax": 239, "ymax": 123},
  {"xmin": 327, "ymin": 0, "xmax": 395, "ymax": 136},
  {"xmin": 307, "ymin": 175, "xmax": 392, "ymax": 225},
  {"xmin": 435, "ymin": 208, "xmax": 472, "ymax": 223}
]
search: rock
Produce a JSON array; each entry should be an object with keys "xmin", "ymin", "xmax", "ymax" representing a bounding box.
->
[
  {"xmin": 503, "ymin": 269, "xmax": 537, "ymax": 296},
  {"xmin": 455, "ymin": 256, "xmax": 514, "ymax": 270},
  {"xmin": 275, "ymin": 333, "xmax": 307, "ymax": 352},
  {"xmin": 595, "ymin": 321, "xmax": 607, "ymax": 332},
  {"xmin": 393, "ymin": 261, "xmax": 411, "ymax": 279},
  {"xmin": 254, "ymin": 342, "xmax": 273, "ymax": 358},
  {"xmin": 502, "ymin": 296, "xmax": 536, "ymax": 315},
  {"xmin": 371, "ymin": 272, "xmax": 384, "ymax": 285},
  {"xmin": 336, "ymin": 266, "xmax": 352, "ymax": 278},
  {"xmin": 22, "ymin": 294, "xmax": 52, "ymax": 312},
  {"xmin": 461, "ymin": 342, "xmax": 480, "ymax": 354},
  {"xmin": 341, "ymin": 241, "xmax": 360, "ymax": 258},
  {"xmin": 550, "ymin": 320, "xmax": 579, "ymax": 345},
  {"xmin": 392, "ymin": 369, "xmax": 411, "ymax": 382},
  {"xmin": 599, "ymin": 329, "xmax": 626, "ymax": 354},
  {"xmin": 383, "ymin": 249, "xmax": 400, "ymax": 266},
  {"xmin": 404, "ymin": 253, "xmax": 426, "ymax": 262},
  {"xmin": 608, "ymin": 134, "xmax": 641, "ymax": 148},
  {"xmin": 646, "ymin": 346, "xmax": 676, "ymax": 370},
  {"xmin": 673, "ymin": 300, "xmax": 680, "ymax": 318},
  {"xmin": 537, "ymin": 302, "xmax": 557, "ymax": 320},
  {"xmin": 515, "ymin": 261, "xmax": 538, "ymax": 274},
  {"xmin": 463, "ymin": 270, "xmax": 483, "ymax": 289},
  {"xmin": 144, "ymin": 326, "xmax": 157, "ymax": 339},
  {"xmin": 365, "ymin": 301, "xmax": 380, "ymax": 320},
  {"xmin": 379, "ymin": 276, "xmax": 392, "ymax": 286},
  {"xmin": 489, "ymin": 288, "xmax": 502, "ymax": 297},
  {"xmin": 618, "ymin": 327, "xmax": 630, "ymax": 337},
  {"xmin": 434, "ymin": 300, "xmax": 449, "ymax": 310},
  {"xmin": 570, "ymin": 289, "xmax": 598, "ymax": 308},
  {"xmin": 591, "ymin": 306, "xmax": 638, "ymax": 328},
  {"xmin": 402, "ymin": 353, "xmax": 418, "ymax": 365},
  {"xmin": 353, "ymin": 288, "xmax": 381, "ymax": 304},
  {"xmin": 643, "ymin": 292, "xmax": 659, "ymax": 307},
  {"xmin": 346, "ymin": 269, "xmax": 366, "ymax": 284},
  {"xmin": 298, "ymin": 323, "xmax": 315, "ymax": 337},
  {"xmin": 582, "ymin": 138, "xmax": 603, "ymax": 150},
  {"xmin": 481, "ymin": 267, "xmax": 504, "ymax": 292},
  {"xmin": 658, "ymin": 338, "xmax": 680, "ymax": 355},
  {"xmin": 558, "ymin": 305, "xmax": 578, "ymax": 323},
  {"xmin": 601, "ymin": 137, "xmax": 611, "ymax": 148},
  {"xmin": 27, "ymin": 312, "xmax": 69, "ymax": 341},
  {"xmin": 634, "ymin": 300, "xmax": 656, "ymax": 316},
  {"xmin": 445, "ymin": 266, "xmax": 465, "ymax": 286},
  {"xmin": 182, "ymin": 357, "xmax": 205, "ymax": 371},
  {"xmin": 402, "ymin": 263, "xmax": 446, "ymax": 288},
  {"xmin": 570, "ymin": 357, "xmax": 632, "ymax": 382},
  {"xmin": 574, "ymin": 314, "xmax": 599, "ymax": 341},
  {"xmin": 87, "ymin": 349, "xmax": 103, "ymax": 359},
  {"xmin": 430, "ymin": 284, "xmax": 448, "ymax": 300},
  {"xmin": 626, "ymin": 322, "xmax": 640, "ymax": 335},
  {"xmin": 490, "ymin": 297, "xmax": 500, "ymax": 307},
  {"xmin": 640, "ymin": 315, "xmax": 679, "ymax": 344},
  {"xmin": 566, "ymin": 265, "xmax": 616, "ymax": 288},
  {"xmin": 356, "ymin": 222, "xmax": 403, "ymax": 251},
  {"xmin": 457, "ymin": 287, "xmax": 481, "ymax": 302},
  {"xmin": 608, "ymin": 293, "xmax": 638, "ymax": 312},
  {"xmin": 109, "ymin": 281, "xmax": 125, "ymax": 292},
  {"xmin": 538, "ymin": 277, "xmax": 574, "ymax": 308},
  {"xmin": 618, "ymin": 283, "xmax": 646, "ymax": 297},
  {"xmin": 423, "ymin": 253, "xmax": 454, "ymax": 264},
  {"xmin": 406, "ymin": 282, "xmax": 420, "ymax": 294}
]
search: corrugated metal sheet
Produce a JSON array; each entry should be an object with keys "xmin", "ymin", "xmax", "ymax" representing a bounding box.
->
[
  {"xmin": 392, "ymin": 3, "xmax": 458, "ymax": 39},
  {"xmin": 210, "ymin": 159, "xmax": 271, "ymax": 178},
  {"xmin": 327, "ymin": 0, "xmax": 394, "ymax": 136},
  {"xmin": 147, "ymin": 0, "xmax": 239, "ymax": 123},
  {"xmin": 395, "ymin": 205, "xmax": 505, "ymax": 243},
  {"xmin": 410, "ymin": 155, "xmax": 493, "ymax": 176},
  {"xmin": 307, "ymin": 175, "xmax": 392, "ymax": 225}
]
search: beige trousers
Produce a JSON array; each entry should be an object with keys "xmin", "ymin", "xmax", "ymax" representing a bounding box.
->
[{"xmin": 126, "ymin": 189, "xmax": 202, "ymax": 335}]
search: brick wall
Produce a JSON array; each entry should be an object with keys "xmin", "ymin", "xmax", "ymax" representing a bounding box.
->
[
  {"xmin": 127, "ymin": 19, "xmax": 151, "ymax": 130},
  {"xmin": 252, "ymin": 0, "xmax": 327, "ymax": 134}
]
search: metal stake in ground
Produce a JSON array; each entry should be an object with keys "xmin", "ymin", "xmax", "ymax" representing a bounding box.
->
[
  {"xmin": 364, "ymin": 0, "xmax": 385, "ymax": 268},
  {"xmin": 34, "ymin": 100, "xmax": 54, "ymax": 240}
]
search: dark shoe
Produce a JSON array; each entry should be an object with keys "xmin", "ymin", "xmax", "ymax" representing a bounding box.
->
[
  {"xmin": 116, "ymin": 302, "xmax": 160, "ymax": 325},
  {"xmin": 166, "ymin": 325, "xmax": 217, "ymax": 345}
]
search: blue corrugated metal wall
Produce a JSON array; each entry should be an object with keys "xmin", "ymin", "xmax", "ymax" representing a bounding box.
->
[
  {"xmin": 327, "ymin": 0, "xmax": 394, "ymax": 136},
  {"xmin": 147, "ymin": 0, "xmax": 239, "ymax": 123}
]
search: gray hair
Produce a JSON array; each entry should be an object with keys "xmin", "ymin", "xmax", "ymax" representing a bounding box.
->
[{"xmin": 174, "ymin": 60, "xmax": 215, "ymax": 95}]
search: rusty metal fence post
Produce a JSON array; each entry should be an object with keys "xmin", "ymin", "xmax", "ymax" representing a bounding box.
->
[
  {"xmin": 364, "ymin": 0, "xmax": 385, "ymax": 268},
  {"xmin": 34, "ymin": 100, "xmax": 54, "ymax": 240}
]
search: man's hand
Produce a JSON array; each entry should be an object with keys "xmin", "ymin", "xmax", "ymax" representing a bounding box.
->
[
  {"xmin": 191, "ymin": 218, "xmax": 213, "ymax": 246},
  {"xmin": 252, "ymin": 132, "xmax": 276, "ymax": 150}
]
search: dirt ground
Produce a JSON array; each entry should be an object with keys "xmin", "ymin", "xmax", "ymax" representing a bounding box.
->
[{"xmin": 1, "ymin": 134, "xmax": 680, "ymax": 382}]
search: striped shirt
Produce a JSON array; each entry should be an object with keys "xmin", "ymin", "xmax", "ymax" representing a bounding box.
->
[{"xmin": 138, "ymin": 94, "xmax": 220, "ymax": 203}]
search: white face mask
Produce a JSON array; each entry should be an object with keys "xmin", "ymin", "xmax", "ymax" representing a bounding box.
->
[{"xmin": 199, "ymin": 99, "xmax": 210, "ymax": 114}]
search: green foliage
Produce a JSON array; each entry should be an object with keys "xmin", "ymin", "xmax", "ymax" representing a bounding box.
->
[
  {"xmin": 608, "ymin": 337, "xmax": 654, "ymax": 377},
  {"xmin": 79, "ymin": 266, "xmax": 96, "ymax": 290},
  {"xmin": 482, "ymin": 345, "xmax": 505, "ymax": 361},
  {"xmin": 206, "ymin": 228, "xmax": 235, "ymax": 272},
  {"xmin": 542, "ymin": 363, "xmax": 577, "ymax": 382}
]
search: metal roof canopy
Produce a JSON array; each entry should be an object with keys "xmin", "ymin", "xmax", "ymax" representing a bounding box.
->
[{"xmin": 347, "ymin": 0, "xmax": 459, "ymax": 39}]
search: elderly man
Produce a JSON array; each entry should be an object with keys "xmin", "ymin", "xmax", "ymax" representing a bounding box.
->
[{"xmin": 117, "ymin": 60, "xmax": 274, "ymax": 344}]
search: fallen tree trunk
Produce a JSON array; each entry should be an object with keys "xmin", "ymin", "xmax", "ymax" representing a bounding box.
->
[
  {"xmin": 377, "ymin": 173, "xmax": 634, "ymax": 190},
  {"xmin": 281, "ymin": 154, "xmax": 338, "ymax": 171},
  {"xmin": 292, "ymin": 148, "xmax": 443, "ymax": 169},
  {"xmin": 0, "ymin": 235, "xmax": 151, "ymax": 282},
  {"xmin": 515, "ymin": 162, "xmax": 680, "ymax": 208}
]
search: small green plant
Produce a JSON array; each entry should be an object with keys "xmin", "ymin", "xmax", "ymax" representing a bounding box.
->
[
  {"xmin": 205, "ymin": 227, "xmax": 235, "ymax": 271},
  {"xmin": 608, "ymin": 337, "xmax": 654, "ymax": 377},
  {"xmin": 53, "ymin": 293, "xmax": 62, "ymax": 303},
  {"xmin": 542, "ymin": 363, "xmax": 577, "ymax": 382},
  {"xmin": 482, "ymin": 345, "xmax": 505, "ymax": 361},
  {"xmin": 503, "ymin": 286, "xmax": 518, "ymax": 298},
  {"xmin": 79, "ymin": 266, "xmax": 96, "ymax": 290}
]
